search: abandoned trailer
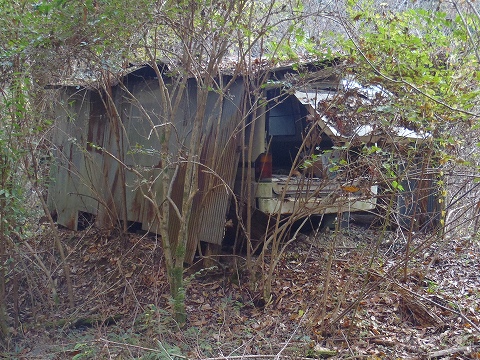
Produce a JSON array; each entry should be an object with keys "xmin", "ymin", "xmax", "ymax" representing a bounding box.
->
[{"xmin": 47, "ymin": 61, "xmax": 440, "ymax": 263}]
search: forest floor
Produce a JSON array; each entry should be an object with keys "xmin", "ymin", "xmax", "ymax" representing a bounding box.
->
[{"xmin": 3, "ymin": 221, "xmax": 480, "ymax": 359}]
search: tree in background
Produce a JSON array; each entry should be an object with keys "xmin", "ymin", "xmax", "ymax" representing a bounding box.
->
[
  {"xmin": 1, "ymin": 0, "xmax": 479, "ymax": 336},
  {"xmin": 0, "ymin": 0, "xmax": 159, "ymax": 339},
  {"xmin": 2, "ymin": 0, "xmax": 317, "ymax": 325},
  {"xmin": 338, "ymin": 0, "xmax": 480, "ymax": 281}
]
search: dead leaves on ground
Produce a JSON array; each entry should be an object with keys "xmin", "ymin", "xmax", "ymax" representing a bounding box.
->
[{"xmin": 11, "ymin": 226, "xmax": 480, "ymax": 359}]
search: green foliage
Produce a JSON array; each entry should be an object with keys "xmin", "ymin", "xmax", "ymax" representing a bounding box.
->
[
  {"xmin": 362, "ymin": 144, "xmax": 384, "ymax": 155},
  {"xmin": 340, "ymin": 3, "xmax": 479, "ymax": 236},
  {"xmin": 299, "ymin": 153, "xmax": 320, "ymax": 170},
  {"xmin": 343, "ymin": 4, "xmax": 480, "ymax": 132},
  {"xmin": 381, "ymin": 162, "xmax": 404, "ymax": 192},
  {"xmin": 72, "ymin": 342, "xmax": 98, "ymax": 360},
  {"xmin": 426, "ymin": 279, "xmax": 439, "ymax": 294}
]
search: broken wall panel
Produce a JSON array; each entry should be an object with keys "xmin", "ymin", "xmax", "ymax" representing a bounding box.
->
[
  {"xmin": 48, "ymin": 88, "xmax": 108, "ymax": 229},
  {"xmin": 187, "ymin": 81, "xmax": 244, "ymax": 261},
  {"xmin": 47, "ymin": 62, "xmax": 441, "ymax": 267},
  {"xmin": 46, "ymin": 70, "xmax": 246, "ymax": 263}
]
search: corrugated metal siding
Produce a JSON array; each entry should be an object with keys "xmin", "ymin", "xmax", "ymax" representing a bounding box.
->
[
  {"xmin": 82, "ymin": 90, "xmax": 110, "ymax": 225},
  {"xmin": 49, "ymin": 73, "xmax": 245, "ymax": 263},
  {"xmin": 49, "ymin": 88, "xmax": 108, "ymax": 230},
  {"xmin": 185, "ymin": 82, "xmax": 244, "ymax": 261},
  {"xmin": 127, "ymin": 79, "xmax": 195, "ymax": 243}
]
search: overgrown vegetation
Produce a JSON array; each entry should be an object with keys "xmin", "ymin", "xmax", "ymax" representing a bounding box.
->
[{"xmin": 0, "ymin": 0, "xmax": 479, "ymax": 357}]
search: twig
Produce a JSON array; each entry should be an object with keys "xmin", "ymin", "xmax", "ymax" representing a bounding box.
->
[
  {"xmin": 156, "ymin": 339, "xmax": 177, "ymax": 360},
  {"xmin": 427, "ymin": 346, "xmax": 479, "ymax": 359},
  {"xmin": 340, "ymin": 11, "xmax": 479, "ymax": 118},
  {"xmin": 19, "ymin": 238, "xmax": 57, "ymax": 303},
  {"xmin": 200, "ymin": 356, "xmax": 316, "ymax": 360},
  {"xmin": 97, "ymin": 338, "xmax": 186, "ymax": 358},
  {"xmin": 342, "ymin": 330, "xmax": 355, "ymax": 357},
  {"xmin": 274, "ymin": 308, "xmax": 308, "ymax": 360},
  {"xmin": 372, "ymin": 270, "xmax": 480, "ymax": 334}
]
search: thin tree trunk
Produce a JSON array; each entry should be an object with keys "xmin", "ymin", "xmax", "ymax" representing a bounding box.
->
[
  {"xmin": 0, "ymin": 159, "xmax": 9, "ymax": 340},
  {"xmin": 103, "ymin": 76, "xmax": 128, "ymax": 233},
  {"xmin": 29, "ymin": 150, "xmax": 74, "ymax": 307}
]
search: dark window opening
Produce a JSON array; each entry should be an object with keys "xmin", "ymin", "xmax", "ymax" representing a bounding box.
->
[
  {"xmin": 267, "ymin": 96, "xmax": 297, "ymax": 136},
  {"xmin": 266, "ymin": 91, "xmax": 303, "ymax": 174}
]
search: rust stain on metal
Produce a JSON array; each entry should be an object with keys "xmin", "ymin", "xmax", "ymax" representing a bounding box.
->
[
  {"xmin": 53, "ymin": 75, "xmax": 242, "ymax": 258},
  {"xmin": 184, "ymin": 92, "xmax": 243, "ymax": 262},
  {"xmin": 64, "ymin": 210, "xmax": 76, "ymax": 230}
]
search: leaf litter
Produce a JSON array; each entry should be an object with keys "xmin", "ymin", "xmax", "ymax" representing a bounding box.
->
[{"xmin": 5, "ymin": 223, "xmax": 480, "ymax": 359}]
